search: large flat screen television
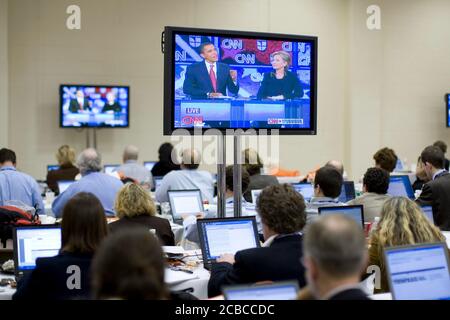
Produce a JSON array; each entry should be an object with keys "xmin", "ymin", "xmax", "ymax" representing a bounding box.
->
[
  {"xmin": 163, "ymin": 26, "xmax": 317, "ymax": 135},
  {"xmin": 446, "ymin": 94, "xmax": 450, "ymax": 127},
  {"xmin": 60, "ymin": 85, "xmax": 130, "ymax": 128}
]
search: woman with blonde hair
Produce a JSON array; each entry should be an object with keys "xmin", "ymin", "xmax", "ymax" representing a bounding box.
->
[
  {"xmin": 109, "ymin": 183, "xmax": 174, "ymax": 246},
  {"xmin": 46, "ymin": 145, "xmax": 79, "ymax": 193},
  {"xmin": 369, "ymin": 197, "xmax": 447, "ymax": 293},
  {"xmin": 256, "ymin": 50, "xmax": 303, "ymax": 100}
]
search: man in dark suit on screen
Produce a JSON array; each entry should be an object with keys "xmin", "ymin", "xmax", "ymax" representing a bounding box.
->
[
  {"xmin": 69, "ymin": 90, "xmax": 92, "ymax": 113},
  {"xmin": 416, "ymin": 145, "xmax": 450, "ymax": 230},
  {"xmin": 183, "ymin": 42, "xmax": 239, "ymax": 99}
]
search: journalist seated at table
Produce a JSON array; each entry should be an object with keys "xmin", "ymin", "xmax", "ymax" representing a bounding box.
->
[
  {"xmin": 207, "ymin": 184, "xmax": 307, "ymax": 298},
  {"xmin": 46, "ymin": 145, "xmax": 79, "ymax": 194},
  {"xmin": 155, "ymin": 148, "xmax": 214, "ymax": 203},
  {"xmin": 299, "ymin": 214, "xmax": 370, "ymax": 300},
  {"xmin": 13, "ymin": 193, "xmax": 108, "ymax": 300},
  {"xmin": 306, "ymin": 166, "xmax": 345, "ymax": 221},
  {"xmin": 109, "ymin": 183, "xmax": 175, "ymax": 246},
  {"xmin": 115, "ymin": 145, "xmax": 153, "ymax": 190},
  {"xmin": 182, "ymin": 165, "xmax": 260, "ymax": 244},
  {"xmin": 91, "ymin": 229, "xmax": 170, "ymax": 300},
  {"xmin": 52, "ymin": 148, "xmax": 123, "ymax": 217}
]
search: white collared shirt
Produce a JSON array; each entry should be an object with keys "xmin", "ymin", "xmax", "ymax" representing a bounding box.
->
[
  {"xmin": 432, "ymin": 169, "xmax": 447, "ymax": 180},
  {"xmin": 262, "ymin": 234, "xmax": 279, "ymax": 247},
  {"xmin": 204, "ymin": 60, "xmax": 217, "ymax": 79}
]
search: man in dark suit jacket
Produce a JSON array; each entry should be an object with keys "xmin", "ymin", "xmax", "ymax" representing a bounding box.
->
[
  {"xmin": 183, "ymin": 42, "xmax": 239, "ymax": 99},
  {"xmin": 301, "ymin": 215, "xmax": 370, "ymax": 300},
  {"xmin": 207, "ymin": 184, "xmax": 307, "ymax": 298},
  {"xmin": 69, "ymin": 90, "xmax": 91, "ymax": 113},
  {"xmin": 416, "ymin": 145, "xmax": 450, "ymax": 230}
]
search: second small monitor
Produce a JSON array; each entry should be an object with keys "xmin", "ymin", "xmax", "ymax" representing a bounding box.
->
[
  {"xmin": 168, "ymin": 189, "xmax": 204, "ymax": 223},
  {"xmin": 388, "ymin": 175, "xmax": 414, "ymax": 199}
]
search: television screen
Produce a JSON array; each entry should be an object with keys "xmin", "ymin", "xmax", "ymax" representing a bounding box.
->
[
  {"xmin": 60, "ymin": 85, "xmax": 129, "ymax": 128},
  {"xmin": 163, "ymin": 26, "xmax": 317, "ymax": 134},
  {"xmin": 446, "ymin": 94, "xmax": 450, "ymax": 127}
]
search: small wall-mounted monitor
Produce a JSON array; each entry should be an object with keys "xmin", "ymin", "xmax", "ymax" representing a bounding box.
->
[{"xmin": 60, "ymin": 85, "xmax": 129, "ymax": 128}]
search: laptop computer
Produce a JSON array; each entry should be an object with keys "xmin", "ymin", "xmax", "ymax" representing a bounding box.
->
[
  {"xmin": 152, "ymin": 176, "xmax": 163, "ymax": 192},
  {"xmin": 291, "ymin": 183, "xmax": 314, "ymax": 202},
  {"xmin": 384, "ymin": 243, "xmax": 450, "ymax": 300},
  {"xmin": 47, "ymin": 164, "xmax": 59, "ymax": 172},
  {"xmin": 318, "ymin": 205, "xmax": 365, "ymax": 228},
  {"xmin": 13, "ymin": 225, "xmax": 62, "ymax": 279},
  {"xmin": 223, "ymin": 281, "xmax": 299, "ymax": 300},
  {"xmin": 197, "ymin": 217, "xmax": 260, "ymax": 270},
  {"xmin": 387, "ymin": 175, "xmax": 415, "ymax": 199},
  {"xmin": 168, "ymin": 189, "xmax": 204, "ymax": 224},
  {"xmin": 338, "ymin": 181, "xmax": 356, "ymax": 202},
  {"xmin": 57, "ymin": 180, "xmax": 75, "ymax": 194},
  {"xmin": 251, "ymin": 189, "xmax": 262, "ymax": 204},
  {"xmin": 104, "ymin": 164, "xmax": 120, "ymax": 175},
  {"xmin": 421, "ymin": 205, "xmax": 435, "ymax": 225},
  {"xmin": 143, "ymin": 161, "xmax": 157, "ymax": 172}
]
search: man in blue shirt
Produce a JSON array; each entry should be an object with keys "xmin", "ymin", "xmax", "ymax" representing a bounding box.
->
[
  {"xmin": 0, "ymin": 148, "xmax": 44, "ymax": 215},
  {"xmin": 52, "ymin": 148, "xmax": 123, "ymax": 217}
]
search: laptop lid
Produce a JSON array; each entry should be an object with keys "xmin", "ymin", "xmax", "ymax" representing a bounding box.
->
[
  {"xmin": 168, "ymin": 189, "xmax": 204, "ymax": 222},
  {"xmin": 13, "ymin": 225, "xmax": 62, "ymax": 278},
  {"xmin": 223, "ymin": 281, "xmax": 300, "ymax": 300},
  {"xmin": 384, "ymin": 243, "xmax": 450, "ymax": 300},
  {"xmin": 338, "ymin": 181, "xmax": 356, "ymax": 203},
  {"xmin": 197, "ymin": 217, "xmax": 261, "ymax": 267},
  {"xmin": 153, "ymin": 176, "xmax": 163, "ymax": 191},
  {"xmin": 291, "ymin": 183, "xmax": 314, "ymax": 202},
  {"xmin": 104, "ymin": 164, "xmax": 120, "ymax": 175},
  {"xmin": 47, "ymin": 164, "xmax": 59, "ymax": 172},
  {"xmin": 387, "ymin": 175, "xmax": 415, "ymax": 199},
  {"xmin": 251, "ymin": 189, "xmax": 262, "ymax": 204},
  {"xmin": 57, "ymin": 180, "xmax": 75, "ymax": 194},
  {"xmin": 318, "ymin": 205, "xmax": 365, "ymax": 228},
  {"xmin": 421, "ymin": 205, "xmax": 435, "ymax": 225},
  {"xmin": 143, "ymin": 161, "xmax": 157, "ymax": 172}
]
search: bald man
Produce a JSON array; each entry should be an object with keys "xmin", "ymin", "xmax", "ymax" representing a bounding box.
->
[
  {"xmin": 155, "ymin": 148, "xmax": 214, "ymax": 203},
  {"xmin": 116, "ymin": 145, "xmax": 152, "ymax": 189},
  {"xmin": 52, "ymin": 148, "xmax": 123, "ymax": 217}
]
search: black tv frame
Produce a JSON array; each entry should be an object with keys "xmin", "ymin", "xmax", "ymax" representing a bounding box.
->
[
  {"xmin": 163, "ymin": 26, "xmax": 318, "ymax": 135},
  {"xmin": 446, "ymin": 93, "xmax": 450, "ymax": 128},
  {"xmin": 59, "ymin": 84, "xmax": 130, "ymax": 128}
]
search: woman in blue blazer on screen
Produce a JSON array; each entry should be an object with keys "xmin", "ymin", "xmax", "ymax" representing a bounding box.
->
[
  {"xmin": 13, "ymin": 193, "xmax": 108, "ymax": 300},
  {"xmin": 257, "ymin": 50, "xmax": 303, "ymax": 100}
]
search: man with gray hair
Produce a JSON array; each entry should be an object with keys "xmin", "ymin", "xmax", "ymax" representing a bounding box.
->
[
  {"xmin": 155, "ymin": 148, "xmax": 214, "ymax": 203},
  {"xmin": 52, "ymin": 148, "xmax": 123, "ymax": 218},
  {"xmin": 302, "ymin": 214, "xmax": 370, "ymax": 300},
  {"xmin": 115, "ymin": 145, "xmax": 152, "ymax": 189}
]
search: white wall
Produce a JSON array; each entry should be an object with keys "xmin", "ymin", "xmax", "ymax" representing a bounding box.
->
[
  {"xmin": 6, "ymin": 0, "xmax": 450, "ymax": 181},
  {"xmin": 0, "ymin": 0, "xmax": 8, "ymax": 148},
  {"xmin": 7, "ymin": 0, "xmax": 349, "ymax": 179}
]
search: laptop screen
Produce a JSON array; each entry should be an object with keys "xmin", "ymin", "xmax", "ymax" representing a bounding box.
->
[
  {"xmin": 168, "ymin": 190, "xmax": 203, "ymax": 220},
  {"xmin": 104, "ymin": 164, "xmax": 120, "ymax": 175},
  {"xmin": 198, "ymin": 217, "xmax": 260, "ymax": 263},
  {"xmin": 251, "ymin": 189, "xmax": 262, "ymax": 204},
  {"xmin": 421, "ymin": 205, "xmax": 435, "ymax": 225},
  {"xmin": 338, "ymin": 181, "xmax": 356, "ymax": 203},
  {"xmin": 153, "ymin": 176, "xmax": 163, "ymax": 191},
  {"xmin": 47, "ymin": 165, "xmax": 59, "ymax": 172},
  {"xmin": 57, "ymin": 180, "xmax": 75, "ymax": 194},
  {"xmin": 387, "ymin": 175, "xmax": 414, "ymax": 199},
  {"xmin": 291, "ymin": 183, "xmax": 314, "ymax": 202},
  {"xmin": 385, "ymin": 243, "xmax": 450, "ymax": 300},
  {"xmin": 223, "ymin": 281, "xmax": 299, "ymax": 300},
  {"xmin": 14, "ymin": 226, "xmax": 62, "ymax": 273},
  {"xmin": 318, "ymin": 205, "xmax": 364, "ymax": 228},
  {"xmin": 144, "ymin": 161, "xmax": 157, "ymax": 171}
]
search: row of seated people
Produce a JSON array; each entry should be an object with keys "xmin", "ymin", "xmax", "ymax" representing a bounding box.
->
[{"xmin": 11, "ymin": 181, "xmax": 448, "ymax": 300}]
